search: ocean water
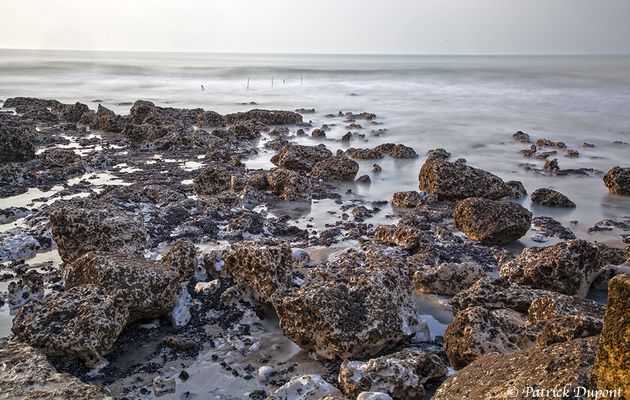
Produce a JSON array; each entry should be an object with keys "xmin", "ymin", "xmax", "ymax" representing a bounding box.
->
[
  {"xmin": 3, "ymin": 49, "xmax": 628, "ymax": 244},
  {"xmin": 1, "ymin": 49, "xmax": 629, "ymax": 396}
]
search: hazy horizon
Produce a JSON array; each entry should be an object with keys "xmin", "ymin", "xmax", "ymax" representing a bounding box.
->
[{"xmin": 1, "ymin": 0, "xmax": 630, "ymax": 55}]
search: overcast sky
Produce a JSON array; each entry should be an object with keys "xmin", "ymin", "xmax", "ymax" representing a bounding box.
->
[{"xmin": 1, "ymin": 0, "xmax": 629, "ymax": 54}]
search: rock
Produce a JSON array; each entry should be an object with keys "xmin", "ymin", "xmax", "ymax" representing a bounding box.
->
[
  {"xmin": 450, "ymin": 277, "xmax": 546, "ymax": 314},
  {"xmin": 414, "ymin": 262, "xmax": 487, "ymax": 295},
  {"xmin": 193, "ymin": 163, "xmax": 232, "ymax": 195},
  {"xmin": 311, "ymin": 155, "xmax": 359, "ymax": 181},
  {"xmin": 95, "ymin": 104, "xmax": 126, "ymax": 132},
  {"xmin": 346, "ymin": 148, "xmax": 384, "ymax": 160},
  {"xmin": 0, "ymin": 342, "xmax": 110, "ymax": 400},
  {"xmin": 528, "ymin": 295, "xmax": 604, "ymax": 347},
  {"xmin": 500, "ymin": 240, "xmax": 614, "ymax": 296},
  {"xmin": 0, "ymin": 122, "xmax": 37, "ymax": 162},
  {"xmin": 530, "ymin": 188, "xmax": 576, "ymax": 207},
  {"xmin": 267, "ymin": 168, "xmax": 312, "ymax": 201},
  {"xmin": 565, "ymin": 149, "xmax": 580, "ymax": 158},
  {"xmin": 356, "ymin": 174, "xmax": 371, "ymax": 184},
  {"xmin": 153, "ymin": 376, "xmax": 176, "ymax": 396},
  {"xmin": 162, "ymin": 240, "xmax": 200, "ymax": 281},
  {"xmin": 12, "ymin": 284, "xmax": 129, "ymax": 367},
  {"xmin": 357, "ymin": 393, "xmax": 393, "ymax": 400},
  {"xmin": 592, "ymin": 274, "xmax": 629, "ymax": 395},
  {"xmin": 224, "ymin": 109, "xmax": 302, "ymax": 125},
  {"xmin": 273, "ymin": 250, "xmax": 424, "ymax": 359},
  {"xmin": 271, "ymin": 144, "xmax": 333, "ymax": 172},
  {"xmin": 338, "ymin": 348, "xmax": 448, "ymax": 399},
  {"xmin": 223, "ymin": 238, "xmax": 293, "ymax": 303},
  {"xmin": 391, "ymin": 191, "xmax": 424, "ymax": 208},
  {"xmin": 60, "ymin": 102, "xmax": 90, "ymax": 123},
  {"xmin": 603, "ymin": 166, "xmax": 630, "ymax": 195},
  {"xmin": 373, "ymin": 225, "xmax": 423, "ymax": 251},
  {"xmin": 266, "ymin": 374, "xmax": 342, "ymax": 400},
  {"xmin": 373, "ymin": 143, "xmax": 418, "ymax": 158},
  {"xmin": 444, "ymin": 306, "xmax": 536, "ymax": 368},
  {"xmin": 0, "ymin": 206, "xmax": 30, "ymax": 224},
  {"xmin": 63, "ymin": 251, "xmax": 180, "ymax": 322},
  {"xmin": 505, "ymin": 180, "xmax": 527, "ymax": 199},
  {"xmin": 311, "ymin": 128, "xmax": 326, "ymax": 138},
  {"xmin": 419, "ymin": 157, "xmax": 515, "ymax": 200},
  {"xmin": 38, "ymin": 148, "xmax": 81, "ymax": 167},
  {"xmin": 49, "ymin": 198, "xmax": 147, "ymax": 263},
  {"xmin": 512, "ymin": 131, "xmax": 531, "ymax": 143},
  {"xmin": 536, "ymin": 138, "xmax": 567, "ymax": 149},
  {"xmin": 454, "ymin": 198, "xmax": 532, "ymax": 244},
  {"xmin": 433, "ymin": 337, "xmax": 598, "ymax": 400},
  {"xmin": 531, "ymin": 216, "xmax": 576, "ymax": 240},
  {"xmin": 6, "ymin": 270, "xmax": 44, "ymax": 310},
  {"xmin": 341, "ymin": 131, "xmax": 352, "ymax": 142},
  {"xmin": 372, "ymin": 164, "xmax": 382, "ymax": 172}
]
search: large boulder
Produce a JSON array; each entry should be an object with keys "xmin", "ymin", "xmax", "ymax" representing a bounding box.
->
[
  {"xmin": 338, "ymin": 349, "xmax": 448, "ymax": 399},
  {"xmin": 272, "ymin": 250, "xmax": 425, "ymax": 359},
  {"xmin": 454, "ymin": 198, "xmax": 532, "ymax": 244},
  {"xmin": 310, "ymin": 155, "xmax": 359, "ymax": 181},
  {"xmin": 603, "ymin": 166, "xmax": 630, "ymax": 195},
  {"xmin": 270, "ymin": 144, "xmax": 333, "ymax": 172},
  {"xmin": 433, "ymin": 337, "xmax": 598, "ymax": 400},
  {"xmin": 12, "ymin": 284, "xmax": 129, "ymax": 368},
  {"xmin": 62, "ymin": 251, "xmax": 180, "ymax": 322},
  {"xmin": 500, "ymin": 240, "xmax": 616, "ymax": 296},
  {"xmin": 223, "ymin": 239, "xmax": 293, "ymax": 303},
  {"xmin": 418, "ymin": 157, "xmax": 514, "ymax": 200},
  {"xmin": 0, "ymin": 122, "xmax": 37, "ymax": 162},
  {"xmin": 592, "ymin": 274, "xmax": 629, "ymax": 396},
  {"xmin": 49, "ymin": 198, "xmax": 147, "ymax": 263},
  {"xmin": 444, "ymin": 306, "xmax": 536, "ymax": 368},
  {"xmin": 530, "ymin": 187, "xmax": 576, "ymax": 207},
  {"xmin": 192, "ymin": 163, "xmax": 232, "ymax": 195},
  {"xmin": 267, "ymin": 168, "xmax": 312, "ymax": 201},
  {"xmin": 0, "ymin": 342, "xmax": 110, "ymax": 400}
]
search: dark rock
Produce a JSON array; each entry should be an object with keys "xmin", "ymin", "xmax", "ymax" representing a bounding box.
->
[
  {"xmin": 512, "ymin": 131, "xmax": 531, "ymax": 143},
  {"xmin": 603, "ymin": 166, "xmax": 630, "ymax": 195},
  {"xmin": 224, "ymin": 109, "xmax": 302, "ymax": 125},
  {"xmin": 311, "ymin": 155, "xmax": 359, "ymax": 181},
  {"xmin": 454, "ymin": 198, "xmax": 532, "ymax": 244},
  {"xmin": 267, "ymin": 168, "xmax": 312, "ymax": 200},
  {"xmin": 0, "ymin": 122, "xmax": 37, "ymax": 162},
  {"xmin": 271, "ymin": 144, "xmax": 333, "ymax": 172},
  {"xmin": 530, "ymin": 188, "xmax": 576, "ymax": 207},
  {"xmin": 193, "ymin": 163, "xmax": 232, "ymax": 195},
  {"xmin": 373, "ymin": 143, "xmax": 418, "ymax": 158},
  {"xmin": 391, "ymin": 191, "xmax": 424, "ymax": 208},
  {"xmin": 346, "ymin": 148, "xmax": 384, "ymax": 160},
  {"xmin": 356, "ymin": 175, "xmax": 371, "ymax": 184}
]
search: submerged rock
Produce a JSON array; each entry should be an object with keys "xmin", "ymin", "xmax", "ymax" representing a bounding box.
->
[
  {"xmin": 49, "ymin": 198, "xmax": 147, "ymax": 263},
  {"xmin": 419, "ymin": 157, "xmax": 515, "ymax": 201},
  {"xmin": 454, "ymin": 198, "xmax": 532, "ymax": 244},
  {"xmin": 273, "ymin": 251, "xmax": 424, "ymax": 360},
  {"xmin": 311, "ymin": 155, "xmax": 359, "ymax": 181},
  {"xmin": 603, "ymin": 166, "xmax": 630, "ymax": 195},
  {"xmin": 12, "ymin": 284, "xmax": 129, "ymax": 367},
  {"xmin": 530, "ymin": 187, "xmax": 576, "ymax": 207},
  {"xmin": 592, "ymin": 274, "xmax": 629, "ymax": 395},
  {"xmin": 271, "ymin": 144, "xmax": 333, "ymax": 172},
  {"xmin": 223, "ymin": 238, "xmax": 293, "ymax": 303},
  {"xmin": 373, "ymin": 143, "xmax": 418, "ymax": 158},
  {"xmin": 0, "ymin": 342, "xmax": 110, "ymax": 400},
  {"xmin": 338, "ymin": 348, "xmax": 448, "ymax": 399},
  {"xmin": 346, "ymin": 147, "xmax": 384, "ymax": 160},
  {"xmin": 512, "ymin": 130, "xmax": 531, "ymax": 143},
  {"xmin": 500, "ymin": 239, "xmax": 617, "ymax": 296},
  {"xmin": 433, "ymin": 337, "xmax": 598, "ymax": 400},
  {"xmin": 224, "ymin": 109, "xmax": 302, "ymax": 125},
  {"xmin": 63, "ymin": 251, "xmax": 180, "ymax": 322}
]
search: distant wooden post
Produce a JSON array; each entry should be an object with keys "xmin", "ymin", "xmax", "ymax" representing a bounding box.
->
[
  {"xmin": 272, "ymin": 76, "xmax": 274, "ymax": 87},
  {"xmin": 301, "ymin": 74, "xmax": 303, "ymax": 85},
  {"xmin": 247, "ymin": 78, "xmax": 250, "ymax": 89}
]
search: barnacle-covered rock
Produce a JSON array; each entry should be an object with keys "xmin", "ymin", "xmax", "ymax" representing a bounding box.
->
[
  {"xmin": 271, "ymin": 144, "xmax": 333, "ymax": 172},
  {"xmin": 499, "ymin": 239, "xmax": 616, "ymax": 296},
  {"xmin": 603, "ymin": 166, "xmax": 630, "ymax": 195},
  {"xmin": 338, "ymin": 348, "xmax": 448, "ymax": 399},
  {"xmin": 272, "ymin": 250, "xmax": 424, "ymax": 359},
  {"xmin": 193, "ymin": 163, "xmax": 232, "ymax": 195},
  {"xmin": 0, "ymin": 122, "xmax": 37, "ymax": 162},
  {"xmin": 267, "ymin": 168, "xmax": 312, "ymax": 201},
  {"xmin": 12, "ymin": 284, "xmax": 129, "ymax": 367},
  {"xmin": 49, "ymin": 198, "xmax": 147, "ymax": 263},
  {"xmin": 530, "ymin": 187, "xmax": 576, "ymax": 207},
  {"xmin": 373, "ymin": 143, "xmax": 418, "ymax": 158},
  {"xmin": 346, "ymin": 147, "xmax": 384, "ymax": 160},
  {"xmin": 0, "ymin": 342, "xmax": 110, "ymax": 399},
  {"xmin": 391, "ymin": 191, "xmax": 424, "ymax": 208},
  {"xmin": 63, "ymin": 251, "xmax": 180, "ymax": 322},
  {"xmin": 266, "ymin": 374, "xmax": 342, "ymax": 400},
  {"xmin": 223, "ymin": 238, "xmax": 293, "ymax": 303},
  {"xmin": 414, "ymin": 262, "xmax": 487, "ymax": 295},
  {"xmin": 310, "ymin": 155, "xmax": 359, "ymax": 181},
  {"xmin": 454, "ymin": 197, "xmax": 532, "ymax": 244}
]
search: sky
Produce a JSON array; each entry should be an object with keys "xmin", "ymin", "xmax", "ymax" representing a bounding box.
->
[{"xmin": 1, "ymin": 0, "xmax": 629, "ymax": 55}]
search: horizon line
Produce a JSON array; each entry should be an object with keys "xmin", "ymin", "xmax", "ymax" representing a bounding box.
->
[{"xmin": 1, "ymin": 47, "xmax": 629, "ymax": 57}]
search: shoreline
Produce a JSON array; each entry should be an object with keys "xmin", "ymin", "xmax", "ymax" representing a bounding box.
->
[{"xmin": 0, "ymin": 97, "xmax": 628, "ymax": 399}]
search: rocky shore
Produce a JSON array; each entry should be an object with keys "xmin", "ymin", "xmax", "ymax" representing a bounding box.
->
[{"xmin": 0, "ymin": 97, "xmax": 628, "ymax": 400}]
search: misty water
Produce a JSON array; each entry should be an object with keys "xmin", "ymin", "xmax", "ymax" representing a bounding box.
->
[{"xmin": 1, "ymin": 50, "xmax": 629, "ymax": 397}]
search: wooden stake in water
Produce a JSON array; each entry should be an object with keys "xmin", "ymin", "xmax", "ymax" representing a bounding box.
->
[
  {"xmin": 271, "ymin": 76, "xmax": 274, "ymax": 87},
  {"xmin": 247, "ymin": 78, "xmax": 250, "ymax": 89},
  {"xmin": 301, "ymin": 74, "xmax": 303, "ymax": 85}
]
